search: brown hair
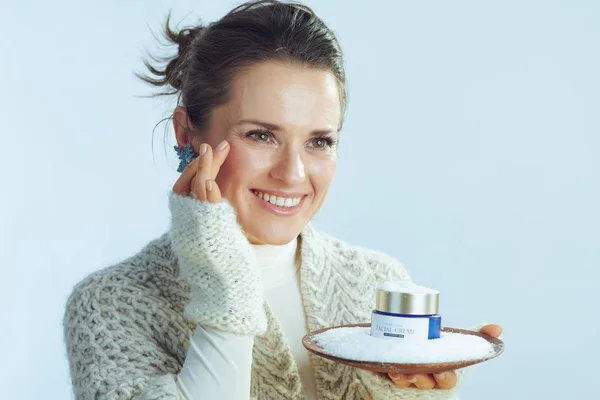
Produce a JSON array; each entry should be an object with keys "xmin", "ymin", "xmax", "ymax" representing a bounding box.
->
[{"xmin": 137, "ymin": 0, "xmax": 347, "ymax": 135}]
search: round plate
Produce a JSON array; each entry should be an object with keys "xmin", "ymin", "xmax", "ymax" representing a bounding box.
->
[{"xmin": 302, "ymin": 323, "xmax": 504, "ymax": 374}]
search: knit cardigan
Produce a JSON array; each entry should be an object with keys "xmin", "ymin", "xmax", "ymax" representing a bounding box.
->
[{"xmin": 63, "ymin": 195, "xmax": 467, "ymax": 400}]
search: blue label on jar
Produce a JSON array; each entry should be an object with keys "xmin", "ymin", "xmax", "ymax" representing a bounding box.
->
[{"xmin": 371, "ymin": 311, "xmax": 441, "ymax": 341}]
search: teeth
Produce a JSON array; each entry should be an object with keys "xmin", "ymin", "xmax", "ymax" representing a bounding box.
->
[{"xmin": 252, "ymin": 190, "xmax": 302, "ymax": 208}]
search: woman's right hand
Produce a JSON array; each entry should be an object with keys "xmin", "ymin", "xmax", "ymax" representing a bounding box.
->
[{"xmin": 172, "ymin": 140, "xmax": 230, "ymax": 203}]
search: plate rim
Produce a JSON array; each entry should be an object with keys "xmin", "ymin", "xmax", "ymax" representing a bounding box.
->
[{"xmin": 302, "ymin": 322, "xmax": 504, "ymax": 374}]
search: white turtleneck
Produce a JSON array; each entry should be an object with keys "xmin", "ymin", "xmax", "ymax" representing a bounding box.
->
[
  {"xmin": 252, "ymin": 238, "xmax": 316, "ymax": 399},
  {"xmin": 176, "ymin": 237, "xmax": 316, "ymax": 399}
]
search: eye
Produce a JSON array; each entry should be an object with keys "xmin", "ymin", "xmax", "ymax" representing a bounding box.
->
[
  {"xmin": 247, "ymin": 129, "xmax": 273, "ymax": 143},
  {"xmin": 309, "ymin": 136, "xmax": 336, "ymax": 149}
]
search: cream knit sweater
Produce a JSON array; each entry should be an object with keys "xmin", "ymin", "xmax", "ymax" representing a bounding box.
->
[{"xmin": 63, "ymin": 193, "xmax": 467, "ymax": 399}]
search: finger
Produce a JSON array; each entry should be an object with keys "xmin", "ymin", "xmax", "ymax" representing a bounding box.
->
[
  {"xmin": 371, "ymin": 372, "xmax": 388, "ymax": 381},
  {"xmin": 406, "ymin": 374, "xmax": 436, "ymax": 390},
  {"xmin": 388, "ymin": 373, "xmax": 413, "ymax": 388},
  {"xmin": 172, "ymin": 156, "xmax": 200, "ymax": 195},
  {"xmin": 433, "ymin": 370, "xmax": 458, "ymax": 390},
  {"xmin": 205, "ymin": 179, "xmax": 222, "ymax": 203},
  {"xmin": 210, "ymin": 140, "xmax": 230, "ymax": 179},
  {"xmin": 193, "ymin": 143, "xmax": 212, "ymax": 201},
  {"xmin": 479, "ymin": 324, "xmax": 503, "ymax": 338}
]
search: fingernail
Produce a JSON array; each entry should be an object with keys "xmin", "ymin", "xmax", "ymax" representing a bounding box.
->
[
  {"xmin": 216, "ymin": 140, "xmax": 228, "ymax": 151},
  {"xmin": 389, "ymin": 373, "xmax": 401, "ymax": 380},
  {"xmin": 434, "ymin": 372, "xmax": 446, "ymax": 381},
  {"xmin": 199, "ymin": 143, "xmax": 208, "ymax": 156},
  {"xmin": 205, "ymin": 179, "xmax": 213, "ymax": 191},
  {"xmin": 408, "ymin": 377, "xmax": 419, "ymax": 383}
]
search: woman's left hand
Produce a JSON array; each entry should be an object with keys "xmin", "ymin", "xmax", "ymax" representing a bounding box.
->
[{"xmin": 388, "ymin": 324, "xmax": 502, "ymax": 390}]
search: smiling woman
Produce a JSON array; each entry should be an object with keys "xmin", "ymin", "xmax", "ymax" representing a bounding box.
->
[
  {"xmin": 178, "ymin": 61, "xmax": 341, "ymax": 245},
  {"xmin": 62, "ymin": 1, "xmax": 500, "ymax": 399}
]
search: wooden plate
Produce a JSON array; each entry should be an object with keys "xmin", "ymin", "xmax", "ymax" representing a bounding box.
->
[{"xmin": 302, "ymin": 323, "xmax": 504, "ymax": 374}]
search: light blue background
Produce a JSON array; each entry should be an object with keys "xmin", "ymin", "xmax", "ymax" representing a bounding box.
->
[{"xmin": 1, "ymin": 1, "xmax": 598, "ymax": 399}]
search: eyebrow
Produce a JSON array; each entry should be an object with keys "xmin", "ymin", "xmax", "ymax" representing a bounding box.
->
[{"xmin": 237, "ymin": 119, "xmax": 339, "ymax": 135}]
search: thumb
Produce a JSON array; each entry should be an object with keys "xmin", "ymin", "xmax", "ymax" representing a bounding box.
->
[
  {"xmin": 205, "ymin": 179, "xmax": 222, "ymax": 203},
  {"xmin": 479, "ymin": 324, "xmax": 502, "ymax": 338}
]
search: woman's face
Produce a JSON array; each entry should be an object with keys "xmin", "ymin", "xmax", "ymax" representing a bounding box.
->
[{"xmin": 194, "ymin": 61, "xmax": 341, "ymax": 245}]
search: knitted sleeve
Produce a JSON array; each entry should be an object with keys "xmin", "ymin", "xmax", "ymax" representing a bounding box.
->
[
  {"xmin": 168, "ymin": 192, "xmax": 267, "ymax": 335},
  {"xmin": 63, "ymin": 278, "xmax": 184, "ymax": 400},
  {"xmin": 63, "ymin": 193, "xmax": 267, "ymax": 399}
]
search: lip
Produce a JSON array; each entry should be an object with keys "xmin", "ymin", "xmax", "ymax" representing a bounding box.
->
[{"xmin": 250, "ymin": 189, "xmax": 307, "ymax": 216}]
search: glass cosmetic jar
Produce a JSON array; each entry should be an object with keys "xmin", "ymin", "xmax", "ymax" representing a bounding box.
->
[{"xmin": 370, "ymin": 281, "xmax": 441, "ymax": 341}]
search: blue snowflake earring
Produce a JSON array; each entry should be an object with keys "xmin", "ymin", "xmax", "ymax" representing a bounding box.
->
[{"xmin": 174, "ymin": 141, "xmax": 197, "ymax": 172}]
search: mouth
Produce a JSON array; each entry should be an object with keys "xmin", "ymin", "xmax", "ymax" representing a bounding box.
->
[{"xmin": 250, "ymin": 189, "xmax": 306, "ymax": 215}]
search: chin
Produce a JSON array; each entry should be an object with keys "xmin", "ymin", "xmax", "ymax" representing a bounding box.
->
[{"xmin": 245, "ymin": 223, "xmax": 302, "ymax": 245}]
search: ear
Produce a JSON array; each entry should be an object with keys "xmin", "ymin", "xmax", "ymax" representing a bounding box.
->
[{"xmin": 172, "ymin": 106, "xmax": 198, "ymax": 150}]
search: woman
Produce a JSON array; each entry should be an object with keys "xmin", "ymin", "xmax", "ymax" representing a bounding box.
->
[{"xmin": 63, "ymin": 1, "xmax": 501, "ymax": 399}]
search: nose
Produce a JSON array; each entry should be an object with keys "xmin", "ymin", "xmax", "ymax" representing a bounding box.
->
[{"xmin": 270, "ymin": 148, "xmax": 306, "ymax": 185}]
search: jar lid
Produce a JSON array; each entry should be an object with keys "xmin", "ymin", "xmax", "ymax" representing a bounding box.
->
[{"xmin": 375, "ymin": 281, "xmax": 439, "ymax": 315}]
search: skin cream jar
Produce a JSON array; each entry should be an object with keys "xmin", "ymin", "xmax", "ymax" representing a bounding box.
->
[{"xmin": 370, "ymin": 281, "xmax": 441, "ymax": 341}]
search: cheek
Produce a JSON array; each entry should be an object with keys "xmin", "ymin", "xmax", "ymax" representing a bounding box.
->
[
  {"xmin": 215, "ymin": 147, "xmax": 242, "ymax": 196},
  {"xmin": 216, "ymin": 144, "xmax": 272, "ymax": 193},
  {"xmin": 215, "ymin": 157, "xmax": 235, "ymax": 192},
  {"xmin": 310, "ymin": 157, "xmax": 337, "ymax": 194}
]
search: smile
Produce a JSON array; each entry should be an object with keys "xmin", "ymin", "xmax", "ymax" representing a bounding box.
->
[{"xmin": 251, "ymin": 190, "xmax": 302, "ymax": 208}]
